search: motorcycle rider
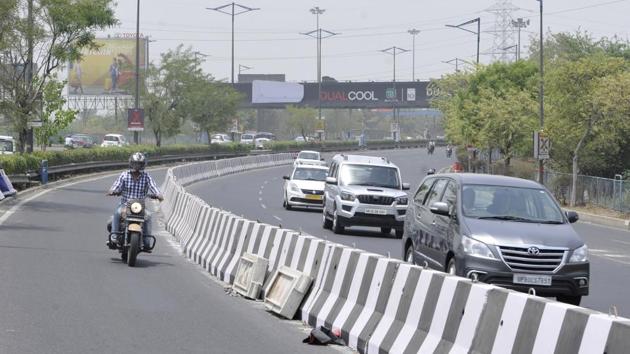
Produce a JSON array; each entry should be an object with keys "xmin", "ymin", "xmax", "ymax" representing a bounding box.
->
[
  {"xmin": 446, "ymin": 144, "xmax": 453, "ymax": 157},
  {"xmin": 427, "ymin": 140, "xmax": 435, "ymax": 154},
  {"xmin": 106, "ymin": 152, "xmax": 163, "ymax": 250}
]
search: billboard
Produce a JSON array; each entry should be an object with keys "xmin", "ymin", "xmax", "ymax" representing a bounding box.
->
[
  {"xmin": 232, "ymin": 81, "xmax": 432, "ymax": 109},
  {"xmin": 68, "ymin": 38, "xmax": 147, "ymax": 96}
]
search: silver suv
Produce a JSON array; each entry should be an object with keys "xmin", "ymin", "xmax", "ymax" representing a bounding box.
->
[{"xmin": 322, "ymin": 154, "xmax": 410, "ymax": 237}]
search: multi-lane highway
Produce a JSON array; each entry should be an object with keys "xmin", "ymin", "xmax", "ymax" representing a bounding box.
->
[
  {"xmin": 188, "ymin": 148, "xmax": 630, "ymax": 318},
  {"xmin": 0, "ymin": 169, "xmax": 339, "ymax": 354}
]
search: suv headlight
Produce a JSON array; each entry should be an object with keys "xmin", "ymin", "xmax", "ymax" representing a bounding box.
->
[
  {"xmin": 130, "ymin": 202, "xmax": 143, "ymax": 214},
  {"xmin": 462, "ymin": 235, "xmax": 496, "ymax": 260},
  {"xmin": 569, "ymin": 244, "xmax": 589, "ymax": 263},
  {"xmin": 340, "ymin": 192, "xmax": 356, "ymax": 201},
  {"xmin": 289, "ymin": 183, "xmax": 300, "ymax": 193},
  {"xmin": 396, "ymin": 196, "xmax": 408, "ymax": 205}
]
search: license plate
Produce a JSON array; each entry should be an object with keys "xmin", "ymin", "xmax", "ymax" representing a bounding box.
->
[
  {"xmin": 305, "ymin": 194, "xmax": 323, "ymax": 200},
  {"xmin": 365, "ymin": 208, "xmax": 387, "ymax": 215},
  {"xmin": 513, "ymin": 274, "xmax": 552, "ymax": 286}
]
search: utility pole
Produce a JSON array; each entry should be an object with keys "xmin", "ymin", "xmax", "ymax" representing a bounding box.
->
[
  {"xmin": 381, "ymin": 46, "xmax": 409, "ymax": 143},
  {"xmin": 301, "ymin": 8, "xmax": 338, "ymax": 130},
  {"xmin": 446, "ymin": 17, "xmax": 481, "ymax": 65},
  {"xmin": 207, "ymin": 2, "xmax": 259, "ymax": 84},
  {"xmin": 512, "ymin": 18, "xmax": 530, "ymax": 60},
  {"xmin": 408, "ymin": 29, "xmax": 420, "ymax": 81},
  {"xmin": 26, "ymin": 0, "xmax": 34, "ymax": 153},
  {"xmin": 537, "ymin": 0, "xmax": 544, "ymax": 184},
  {"xmin": 134, "ymin": 0, "xmax": 140, "ymax": 144},
  {"xmin": 502, "ymin": 44, "xmax": 518, "ymax": 61}
]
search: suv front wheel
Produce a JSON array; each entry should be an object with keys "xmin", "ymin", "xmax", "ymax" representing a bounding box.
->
[
  {"xmin": 322, "ymin": 210, "xmax": 332, "ymax": 229},
  {"xmin": 332, "ymin": 207, "xmax": 344, "ymax": 234}
]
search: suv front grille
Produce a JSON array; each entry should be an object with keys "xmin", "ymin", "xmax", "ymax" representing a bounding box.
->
[
  {"xmin": 357, "ymin": 195, "xmax": 394, "ymax": 205},
  {"xmin": 498, "ymin": 246, "xmax": 565, "ymax": 273}
]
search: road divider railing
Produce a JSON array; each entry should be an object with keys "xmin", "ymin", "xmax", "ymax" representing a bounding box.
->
[{"xmin": 161, "ymin": 154, "xmax": 630, "ymax": 354}]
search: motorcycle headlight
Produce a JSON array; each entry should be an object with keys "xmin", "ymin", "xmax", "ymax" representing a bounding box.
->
[
  {"xmin": 130, "ymin": 202, "xmax": 143, "ymax": 214},
  {"xmin": 340, "ymin": 192, "xmax": 356, "ymax": 201},
  {"xmin": 289, "ymin": 183, "xmax": 300, "ymax": 192},
  {"xmin": 569, "ymin": 244, "xmax": 589, "ymax": 263},
  {"xmin": 462, "ymin": 235, "xmax": 496, "ymax": 260},
  {"xmin": 396, "ymin": 196, "xmax": 408, "ymax": 205}
]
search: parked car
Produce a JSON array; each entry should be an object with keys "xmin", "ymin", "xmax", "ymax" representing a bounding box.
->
[
  {"xmin": 293, "ymin": 150, "xmax": 325, "ymax": 167},
  {"xmin": 254, "ymin": 132, "xmax": 275, "ymax": 149},
  {"xmin": 240, "ymin": 133, "xmax": 255, "ymax": 145},
  {"xmin": 0, "ymin": 135, "xmax": 15, "ymax": 155},
  {"xmin": 294, "ymin": 136, "xmax": 313, "ymax": 142},
  {"xmin": 322, "ymin": 154, "xmax": 410, "ymax": 237},
  {"xmin": 402, "ymin": 173, "xmax": 589, "ymax": 305},
  {"xmin": 101, "ymin": 134, "xmax": 127, "ymax": 147},
  {"xmin": 282, "ymin": 165, "xmax": 329, "ymax": 210},
  {"xmin": 210, "ymin": 133, "xmax": 232, "ymax": 144},
  {"xmin": 69, "ymin": 134, "xmax": 95, "ymax": 148}
]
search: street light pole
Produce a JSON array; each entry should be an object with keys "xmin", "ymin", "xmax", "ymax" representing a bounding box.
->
[
  {"xmin": 502, "ymin": 45, "xmax": 518, "ymax": 61},
  {"xmin": 207, "ymin": 2, "xmax": 259, "ymax": 84},
  {"xmin": 408, "ymin": 29, "xmax": 420, "ymax": 81},
  {"xmin": 134, "ymin": 0, "xmax": 140, "ymax": 144},
  {"xmin": 446, "ymin": 17, "xmax": 481, "ymax": 65},
  {"xmin": 537, "ymin": 0, "xmax": 544, "ymax": 184},
  {"xmin": 381, "ymin": 46, "xmax": 409, "ymax": 143},
  {"xmin": 511, "ymin": 18, "xmax": 530, "ymax": 61}
]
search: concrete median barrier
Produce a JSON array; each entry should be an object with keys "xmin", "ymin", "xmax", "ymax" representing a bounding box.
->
[{"xmin": 160, "ymin": 153, "xmax": 630, "ymax": 354}]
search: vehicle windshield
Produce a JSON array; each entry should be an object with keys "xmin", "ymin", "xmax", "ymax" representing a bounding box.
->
[
  {"xmin": 104, "ymin": 136, "xmax": 119, "ymax": 141},
  {"xmin": 292, "ymin": 168, "xmax": 327, "ymax": 181},
  {"xmin": 462, "ymin": 184, "xmax": 565, "ymax": 223},
  {"xmin": 0, "ymin": 140, "xmax": 13, "ymax": 152},
  {"xmin": 241, "ymin": 134, "xmax": 254, "ymax": 140},
  {"xmin": 298, "ymin": 152, "xmax": 319, "ymax": 160},
  {"xmin": 255, "ymin": 132, "xmax": 275, "ymax": 140},
  {"xmin": 339, "ymin": 164, "xmax": 400, "ymax": 189}
]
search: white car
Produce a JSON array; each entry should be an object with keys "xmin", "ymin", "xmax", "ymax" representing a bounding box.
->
[
  {"xmin": 293, "ymin": 150, "xmax": 325, "ymax": 167},
  {"xmin": 240, "ymin": 133, "xmax": 255, "ymax": 145},
  {"xmin": 210, "ymin": 134, "xmax": 232, "ymax": 144},
  {"xmin": 282, "ymin": 165, "xmax": 329, "ymax": 210},
  {"xmin": 101, "ymin": 134, "xmax": 127, "ymax": 147},
  {"xmin": 254, "ymin": 137, "xmax": 271, "ymax": 149}
]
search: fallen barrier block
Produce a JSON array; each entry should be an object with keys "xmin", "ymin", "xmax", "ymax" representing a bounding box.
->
[
  {"xmin": 265, "ymin": 265, "xmax": 313, "ymax": 319},
  {"xmin": 233, "ymin": 253, "xmax": 269, "ymax": 299}
]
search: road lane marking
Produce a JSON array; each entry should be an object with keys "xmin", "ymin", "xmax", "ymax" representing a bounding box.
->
[
  {"xmin": 259, "ymin": 191, "xmax": 263, "ymax": 195},
  {"xmin": 612, "ymin": 239, "xmax": 630, "ymax": 246},
  {"xmin": 261, "ymin": 204, "xmax": 266, "ymax": 209},
  {"xmin": 258, "ymin": 197, "xmax": 263, "ymax": 202},
  {"xmin": 273, "ymin": 215, "xmax": 282, "ymax": 221}
]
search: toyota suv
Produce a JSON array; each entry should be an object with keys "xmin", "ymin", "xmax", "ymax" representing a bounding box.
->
[
  {"xmin": 402, "ymin": 173, "xmax": 589, "ymax": 305},
  {"xmin": 322, "ymin": 154, "xmax": 410, "ymax": 237}
]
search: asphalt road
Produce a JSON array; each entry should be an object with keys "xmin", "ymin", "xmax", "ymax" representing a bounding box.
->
[
  {"xmin": 0, "ymin": 169, "xmax": 340, "ymax": 354},
  {"xmin": 188, "ymin": 147, "xmax": 630, "ymax": 318}
]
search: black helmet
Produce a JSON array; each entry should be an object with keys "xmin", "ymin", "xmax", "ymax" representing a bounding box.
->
[
  {"xmin": 129, "ymin": 152, "xmax": 146, "ymax": 172},
  {"xmin": 427, "ymin": 168, "xmax": 436, "ymax": 175}
]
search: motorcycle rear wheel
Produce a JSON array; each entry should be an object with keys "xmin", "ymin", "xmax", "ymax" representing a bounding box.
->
[{"xmin": 127, "ymin": 232, "xmax": 140, "ymax": 267}]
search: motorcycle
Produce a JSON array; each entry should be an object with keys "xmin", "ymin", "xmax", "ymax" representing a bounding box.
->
[
  {"xmin": 427, "ymin": 144, "xmax": 435, "ymax": 155},
  {"xmin": 446, "ymin": 147, "xmax": 453, "ymax": 158},
  {"xmin": 106, "ymin": 196, "xmax": 158, "ymax": 267}
]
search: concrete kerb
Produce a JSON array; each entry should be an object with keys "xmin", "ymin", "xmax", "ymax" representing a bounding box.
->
[{"xmin": 571, "ymin": 209, "xmax": 630, "ymax": 231}]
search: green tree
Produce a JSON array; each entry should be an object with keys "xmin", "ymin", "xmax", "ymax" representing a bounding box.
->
[
  {"xmin": 34, "ymin": 77, "xmax": 76, "ymax": 150},
  {"xmin": 286, "ymin": 105, "xmax": 317, "ymax": 141},
  {"xmin": 0, "ymin": 0, "xmax": 116, "ymax": 152},
  {"xmin": 187, "ymin": 78, "xmax": 242, "ymax": 143}
]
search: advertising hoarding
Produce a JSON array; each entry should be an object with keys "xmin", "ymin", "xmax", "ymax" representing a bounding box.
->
[{"xmin": 68, "ymin": 38, "xmax": 147, "ymax": 96}]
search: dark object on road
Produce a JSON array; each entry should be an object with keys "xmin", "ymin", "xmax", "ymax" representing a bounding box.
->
[{"xmin": 302, "ymin": 326, "xmax": 345, "ymax": 346}]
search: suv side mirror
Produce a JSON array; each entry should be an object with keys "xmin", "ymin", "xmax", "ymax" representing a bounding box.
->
[
  {"xmin": 326, "ymin": 177, "xmax": 338, "ymax": 185},
  {"xmin": 430, "ymin": 202, "xmax": 450, "ymax": 216},
  {"xmin": 402, "ymin": 182, "xmax": 410, "ymax": 190},
  {"xmin": 565, "ymin": 210, "xmax": 579, "ymax": 223},
  {"xmin": 282, "ymin": 175, "xmax": 290, "ymax": 180}
]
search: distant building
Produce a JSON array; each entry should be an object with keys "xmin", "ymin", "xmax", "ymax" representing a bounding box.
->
[{"xmin": 238, "ymin": 74, "xmax": 285, "ymax": 83}]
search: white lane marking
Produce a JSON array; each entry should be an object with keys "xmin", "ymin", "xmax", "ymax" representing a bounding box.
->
[
  {"xmin": 264, "ymin": 180, "xmax": 269, "ymax": 185},
  {"xmin": 261, "ymin": 204, "xmax": 266, "ymax": 209},
  {"xmin": 259, "ymin": 191, "xmax": 263, "ymax": 195},
  {"xmin": 273, "ymin": 215, "xmax": 282, "ymax": 221},
  {"xmin": 260, "ymin": 185, "xmax": 265, "ymax": 190},
  {"xmin": 612, "ymin": 239, "xmax": 630, "ymax": 246},
  {"xmin": 258, "ymin": 197, "xmax": 263, "ymax": 202}
]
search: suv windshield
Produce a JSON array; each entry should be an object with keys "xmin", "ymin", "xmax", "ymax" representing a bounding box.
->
[
  {"xmin": 292, "ymin": 168, "xmax": 327, "ymax": 181},
  {"xmin": 298, "ymin": 152, "xmax": 319, "ymax": 160},
  {"xmin": 241, "ymin": 134, "xmax": 254, "ymax": 140},
  {"xmin": 462, "ymin": 184, "xmax": 564, "ymax": 223},
  {"xmin": 0, "ymin": 140, "xmax": 13, "ymax": 152},
  {"xmin": 104, "ymin": 136, "xmax": 119, "ymax": 141},
  {"xmin": 339, "ymin": 164, "xmax": 400, "ymax": 189}
]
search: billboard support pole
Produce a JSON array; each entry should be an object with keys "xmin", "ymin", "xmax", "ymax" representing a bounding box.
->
[{"xmin": 134, "ymin": 0, "xmax": 140, "ymax": 144}]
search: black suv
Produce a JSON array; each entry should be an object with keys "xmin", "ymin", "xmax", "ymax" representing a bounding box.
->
[{"xmin": 402, "ymin": 173, "xmax": 589, "ymax": 305}]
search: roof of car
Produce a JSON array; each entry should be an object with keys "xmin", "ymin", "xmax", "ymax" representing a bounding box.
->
[
  {"xmin": 104, "ymin": 133, "xmax": 123, "ymax": 137},
  {"xmin": 437, "ymin": 173, "xmax": 542, "ymax": 188},
  {"xmin": 331, "ymin": 154, "xmax": 397, "ymax": 168},
  {"xmin": 298, "ymin": 150, "xmax": 319, "ymax": 154},
  {"xmin": 293, "ymin": 164, "xmax": 328, "ymax": 171}
]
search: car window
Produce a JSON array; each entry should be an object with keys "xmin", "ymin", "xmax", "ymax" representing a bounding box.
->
[
  {"xmin": 298, "ymin": 152, "xmax": 319, "ymax": 160},
  {"xmin": 425, "ymin": 179, "xmax": 447, "ymax": 206},
  {"xmin": 441, "ymin": 181, "xmax": 458, "ymax": 212},
  {"xmin": 413, "ymin": 179, "xmax": 434, "ymax": 204}
]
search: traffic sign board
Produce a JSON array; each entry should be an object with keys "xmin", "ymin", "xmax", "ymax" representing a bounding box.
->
[{"xmin": 534, "ymin": 131, "xmax": 550, "ymax": 160}]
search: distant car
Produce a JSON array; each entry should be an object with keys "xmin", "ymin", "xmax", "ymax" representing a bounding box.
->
[
  {"xmin": 282, "ymin": 165, "xmax": 329, "ymax": 210},
  {"xmin": 240, "ymin": 133, "xmax": 255, "ymax": 145},
  {"xmin": 70, "ymin": 134, "xmax": 95, "ymax": 148},
  {"xmin": 294, "ymin": 136, "xmax": 313, "ymax": 142},
  {"xmin": 210, "ymin": 133, "xmax": 232, "ymax": 144},
  {"xmin": 101, "ymin": 134, "xmax": 127, "ymax": 147},
  {"xmin": 402, "ymin": 173, "xmax": 589, "ymax": 305},
  {"xmin": 293, "ymin": 150, "xmax": 325, "ymax": 167},
  {"xmin": 0, "ymin": 135, "xmax": 15, "ymax": 155}
]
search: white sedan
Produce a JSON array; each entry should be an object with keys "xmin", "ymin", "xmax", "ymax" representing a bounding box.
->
[
  {"xmin": 293, "ymin": 150, "xmax": 325, "ymax": 167},
  {"xmin": 282, "ymin": 165, "xmax": 329, "ymax": 210}
]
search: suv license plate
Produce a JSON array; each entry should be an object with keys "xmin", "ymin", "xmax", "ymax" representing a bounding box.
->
[
  {"xmin": 513, "ymin": 274, "xmax": 552, "ymax": 286},
  {"xmin": 365, "ymin": 208, "xmax": 387, "ymax": 215}
]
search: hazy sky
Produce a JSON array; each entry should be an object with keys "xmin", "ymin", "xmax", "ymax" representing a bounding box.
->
[{"xmin": 105, "ymin": 0, "xmax": 630, "ymax": 82}]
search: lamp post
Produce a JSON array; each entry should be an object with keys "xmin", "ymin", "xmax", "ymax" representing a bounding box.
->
[
  {"xmin": 408, "ymin": 28, "xmax": 420, "ymax": 81},
  {"xmin": 133, "ymin": 0, "xmax": 140, "ymax": 144},
  {"xmin": 207, "ymin": 2, "xmax": 259, "ymax": 84},
  {"xmin": 511, "ymin": 18, "xmax": 530, "ymax": 61},
  {"xmin": 536, "ymin": 0, "xmax": 544, "ymax": 184},
  {"xmin": 381, "ymin": 46, "xmax": 409, "ymax": 143},
  {"xmin": 446, "ymin": 17, "xmax": 481, "ymax": 65}
]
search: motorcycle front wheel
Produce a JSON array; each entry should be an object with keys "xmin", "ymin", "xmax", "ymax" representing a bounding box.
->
[{"xmin": 127, "ymin": 232, "xmax": 140, "ymax": 267}]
